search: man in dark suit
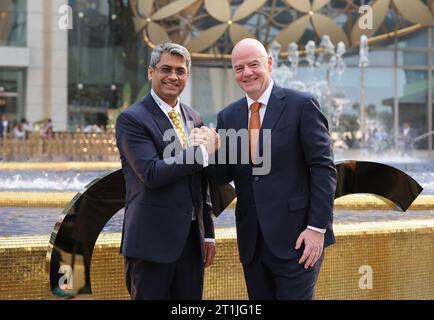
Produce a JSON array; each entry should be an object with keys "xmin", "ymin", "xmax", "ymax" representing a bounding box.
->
[
  {"xmin": 115, "ymin": 42, "xmax": 220, "ymax": 300},
  {"xmin": 198, "ymin": 38, "xmax": 336, "ymax": 299}
]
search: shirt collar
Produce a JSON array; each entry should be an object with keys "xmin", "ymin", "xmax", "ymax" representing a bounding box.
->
[
  {"xmin": 246, "ymin": 79, "xmax": 274, "ymax": 108},
  {"xmin": 151, "ymin": 89, "xmax": 181, "ymax": 116}
]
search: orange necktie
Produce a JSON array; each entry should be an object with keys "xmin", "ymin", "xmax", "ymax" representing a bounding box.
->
[{"xmin": 249, "ymin": 102, "xmax": 261, "ymax": 164}]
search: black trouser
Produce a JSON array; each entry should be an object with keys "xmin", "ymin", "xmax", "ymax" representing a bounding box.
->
[
  {"xmin": 124, "ymin": 221, "xmax": 204, "ymax": 300},
  {"xmin": 242, "ymin": 226, "xmax": 324, "ymax": 300}
]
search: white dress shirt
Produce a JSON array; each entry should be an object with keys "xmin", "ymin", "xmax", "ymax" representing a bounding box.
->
[
  {"xmin": 244, "ymin": 81, "xmax": 326, "ymax": 234},
  {"xmin": 151, "ymin": 90, "xmax": 214, "ymax": 243},
  {"xmin": 151, "ymin": 89, "xmax": 209, "ymax": 166}
]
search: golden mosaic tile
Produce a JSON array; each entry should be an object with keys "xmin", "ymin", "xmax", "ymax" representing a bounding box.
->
[
  {"xmin": 0, "ymin": 236, "xmax": 50, "ymax": 300},
  {"xmin": 1, "ymin": 191, "xmax": 434, "ymax": 210},
  {"xmin": 1, "ymin": 221, "xmax": 433, "ymax": 299}
]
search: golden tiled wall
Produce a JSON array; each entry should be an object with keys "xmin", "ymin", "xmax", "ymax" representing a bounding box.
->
[
  {"xmin": 2, "ymin": 192, "xmax": 434, "ymax": 210},
  {"xmin": 1, "ymin": 164, "xmax": 434, "ymax": 209},
  {"xmin": 92, "ymin": 220, "xmax": 434, "ymax": 300},
  {"xmin": 91, "ymin": 230, "xmax": 248, "ymax": 300},
  {"xmin": 316, "ymin": 220, "xmax": 434, "ymax": 299},
  {"xmin": 1, "ymin": 220, "xmax": 434, "ymax": 299},
  {"xmin": 0, "ymin": 236, "xmax": 50, "ymax": 300}
]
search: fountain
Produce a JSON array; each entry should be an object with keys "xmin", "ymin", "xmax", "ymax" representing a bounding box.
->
[
  {"xmin": 270, "ymin": 36, "xmax": 351, "ymax": 147},
  {"xmin": 268, "ymin": 35, "xmax": 434, "ymax": 164},
  {"xmin": 359, "ymin": 34, "xmax": 369, "ymax": 144}
]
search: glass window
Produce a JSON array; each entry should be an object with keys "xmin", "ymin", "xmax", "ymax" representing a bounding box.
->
[
  {"xmin": 431, "ymin": 27, "xmax": 434, "ymax": 48},
  {"xmin": 73, "ymin": 0, "xmax": 110, "ymax": 17},
  {"xmin": 397, "ymin": 70, "xmax": 428, "ymax": 149},
  {"xmin": 334, "ymin": 67, "xmax": 394, "ymax": 151},
  {"xmin": 359, "ymin": 68, "xmax": 395, "ymax": 151},
  {"xmin": 191, "ymin": 66, "xmax": 244, "ymax": 126},
  {"xmin": 0, "ymin": 69, "xmax": 25, "ymax": 123},
  {"xmin": 0, "ymin": 0, "xmax": 27, "ymax": 46},
  {"xmin": 430, "ymin": 53, "xmax": 434, "ymax": 66},
  {"xmin": 68, "ymin": 0, "xmax": 147, "ymax": 129},
  {"xmin": 397, "ymin": 28, "xmax": 428, "ymax": 49},
  {"xmin": 343, "ymin": 50, "xmax": 394, "ymax": 67},
  {"xmin": 397, "ymin": 51, "xmax": 427, "ymax": 66},
  {"xmin": 369, "ymin": 34, "xmax": 396, "ymax": 50},
  {"xmin": 275, "ymin": 62, "xmax": 395, "ymax": 151},
  {"xmin": 432, "ymin": 73, "xmax": 434, "ymax": 149}
]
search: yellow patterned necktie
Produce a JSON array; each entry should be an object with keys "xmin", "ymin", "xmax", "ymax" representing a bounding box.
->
[{"xmin": 168, "ymin": 109, "xmax": 187, "ymax": 148}]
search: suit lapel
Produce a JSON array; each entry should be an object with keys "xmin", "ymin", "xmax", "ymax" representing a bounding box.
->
[
  {"xmin": 233, "ymin": 98, "xmax": 251, "ymax": 172},
  {"xmin": 180, "ymin": 103, "xmax": 201, "ymax": 214},
  {"xmin": 261, "ymin": 85, "xmax": 286, "ymax": 131},
  {"xmin": 258, "ymin": 85, "xmax": 286, "ymax": 162},
  {"xmin": 145, "ymin": 94, "xmax": 172, "ymax": 135},
  {"xmin": 235, "ymin": 97, "xmax": 249, "ymax": 130},
  {"xmin": 145, "ymin": 93, "xmax": 183, "ymax": 151},
  {"xmin": 235, "ymin": 85, "xmax": 286, "ymax": 131},
  {"xmin": 180, "ymin": 103, "xmax": 199, "ymax": 134}
]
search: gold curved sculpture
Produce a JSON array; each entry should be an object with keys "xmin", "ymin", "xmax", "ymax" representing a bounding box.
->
[{"xmin": 129, "ymin": 0, "xmax": 434, "ymax": 59}]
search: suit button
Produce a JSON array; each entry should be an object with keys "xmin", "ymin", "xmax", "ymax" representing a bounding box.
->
[{"xmin": 254, "ymin": 176, "xmax": 259, "ymax": 182}]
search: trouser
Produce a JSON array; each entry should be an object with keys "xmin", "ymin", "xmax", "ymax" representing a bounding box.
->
[
  {"xmin": 242, "ymin": 227, "xmax": 324, "ymax": 300},
  {"xmin": 124, "ymin": 221, "xmax": 204, "ymax": 300}
]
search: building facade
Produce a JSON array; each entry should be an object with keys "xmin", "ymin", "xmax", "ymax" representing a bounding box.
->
[
  {"xmin": 1, "ymin": 0, "xmax": 434, "ymax": 149},
  {"xmin": 0, "ymin": 0, "xmax": 68, "ymax": 130}
]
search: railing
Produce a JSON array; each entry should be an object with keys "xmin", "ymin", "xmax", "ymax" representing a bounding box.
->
[{"xmin": 0, "ymin": 132, "xmax": 119, "ymax": 162}]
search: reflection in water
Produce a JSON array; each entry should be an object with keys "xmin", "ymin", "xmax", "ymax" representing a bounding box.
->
[
  {"xmin": 0, "ymin": 207, "xmax": 124, "ymax": 236},
  {"xmin": 2, "ymin": 207, "xmax": 434, "ymax": 236}
]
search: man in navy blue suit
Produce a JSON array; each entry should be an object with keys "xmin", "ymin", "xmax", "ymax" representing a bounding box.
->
[
  {"xmin": 116, "ymin": 43, "xmax": 220, "ymax": 300},
  {"xmin": 198, "ymin": 38, "xmax": 336, "ymax": 299}
]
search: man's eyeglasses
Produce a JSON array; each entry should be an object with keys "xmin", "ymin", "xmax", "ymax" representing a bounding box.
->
[{"xmin": 154, "ymin": 66, "xmax": 188, "ymax": 77}]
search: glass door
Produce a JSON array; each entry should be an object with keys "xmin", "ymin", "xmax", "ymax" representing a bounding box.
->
[{"xmin": 0, "ymin": 69, "xmax": 25, "ymax": 123}]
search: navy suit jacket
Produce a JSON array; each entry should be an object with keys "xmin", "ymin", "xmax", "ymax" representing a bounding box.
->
[
  {"xmin": 210, "ymin": 84, "xmax": 336, "ymax": 264},
  {"xmin": 116, "ymin": 93, "xmax": 214, "ymax": 263}
]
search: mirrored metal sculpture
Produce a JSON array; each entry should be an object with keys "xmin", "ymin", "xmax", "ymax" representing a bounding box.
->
[
  {"xmin": 47, "ymin": 170, "xmax": 125, "ymax": 298},
  {"xmin": 47, "ymin": 161, "xmax": 423, "ymax": 298},
  {"xmin": 335, "ymin": 160, "xmax": 423, "ymax": 211}
]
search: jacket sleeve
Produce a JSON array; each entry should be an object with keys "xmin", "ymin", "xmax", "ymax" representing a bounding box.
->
[
  {"xmin": 202, "ymin": 176, "xmax": 215, "ymax": 239},
  {"xmin": 206, "ymin": 111, "xmax": 234, "ymax": 188},
  {"xmin": 116, "ymin": 111, "xmax": 204, "ymax": 189},
  {"xmin": 299, "ymin": 97, "xmax": 337, "ymax": 230}
]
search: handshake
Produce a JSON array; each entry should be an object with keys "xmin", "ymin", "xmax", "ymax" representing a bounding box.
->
[{"xmin": 189, "ymin": 126, "xmax": 221, "ymax": 154}]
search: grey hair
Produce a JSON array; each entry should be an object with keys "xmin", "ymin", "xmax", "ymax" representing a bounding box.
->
[{"xmin": 149, "ymin": 42, "xmax": 191, "ymax": 72}]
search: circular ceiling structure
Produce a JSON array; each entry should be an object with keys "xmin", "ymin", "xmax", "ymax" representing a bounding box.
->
[{"xmin": 130, "ymin": 0, "xmax": 434, "ymax": 58}]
